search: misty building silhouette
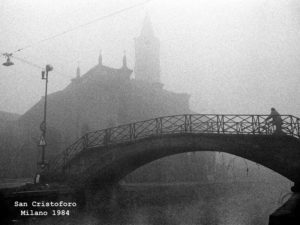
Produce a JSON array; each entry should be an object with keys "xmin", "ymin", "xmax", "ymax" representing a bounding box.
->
[
  {"xmin": 0, "ymin": 16, "xmax": 215, "ymax": 181},
  {"xmin": 134, "ymin": 15, "xmax": 161, "ymax": 83}
]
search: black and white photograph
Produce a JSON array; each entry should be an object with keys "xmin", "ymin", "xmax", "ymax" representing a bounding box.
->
[{"xmin": 0, "ymin": 0, "xmax": 300, "ymax": 224}]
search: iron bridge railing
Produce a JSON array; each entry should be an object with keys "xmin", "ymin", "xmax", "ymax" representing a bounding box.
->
[{"xmin": 48, "ymin": 114, "xmax": 300, "ymax": 173}]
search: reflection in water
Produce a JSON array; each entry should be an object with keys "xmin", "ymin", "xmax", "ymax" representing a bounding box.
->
[{"xmin": 13, "ymin": 181, "xmax": 290, "ymax": 225}]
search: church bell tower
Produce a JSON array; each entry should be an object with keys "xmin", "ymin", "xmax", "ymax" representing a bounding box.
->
[{"xmin": 134, "ymin": 15, "xmax": 160, "ymax": 83}]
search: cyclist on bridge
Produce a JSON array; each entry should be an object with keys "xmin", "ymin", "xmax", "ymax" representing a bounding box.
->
[{"xmin": 265, "ymin": 107, "xmax": 283, "ymax": 134}]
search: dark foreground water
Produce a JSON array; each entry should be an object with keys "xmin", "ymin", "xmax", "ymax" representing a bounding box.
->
[{"xmin": 11, "ymin": 181, "xmax": 291, "ymax": 225}]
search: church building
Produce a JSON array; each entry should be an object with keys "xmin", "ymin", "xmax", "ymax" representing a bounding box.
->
[{"xmin": 2, "ymin": 15, "xmax": 215, "ymax": 182}]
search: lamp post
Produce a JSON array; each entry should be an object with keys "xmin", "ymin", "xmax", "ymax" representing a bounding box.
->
[
  {"xmin": 38, "ymin": 64, "xmax": 53, "ymax": 168},
  {"xmin": 2, "ymin": 53, "xmax": 14, "ymax": 66}
]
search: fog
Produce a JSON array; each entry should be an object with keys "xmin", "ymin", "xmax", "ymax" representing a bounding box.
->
[{"xmin": 0, "ymin": 0, "xmax": 300, "ymax": 116}]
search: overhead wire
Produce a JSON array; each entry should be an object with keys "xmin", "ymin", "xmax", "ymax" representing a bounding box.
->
[
  {"xmin": 2, "ymin": 0, "xmax": 152, "ymax": 78},
  {"xmin": 14, "ymin": 0, "xmax": 152, "ymax": 53},
  {"xmin": 2, "ymin": 49, "xmax": 73, "ymax": 79},
  {"xmin": 12, "ymin": 55, "xmax": 43, "ymax": 70},
  {"xmin": 3, "ymin": 54, "xmax": 73, "ymax": 79}
]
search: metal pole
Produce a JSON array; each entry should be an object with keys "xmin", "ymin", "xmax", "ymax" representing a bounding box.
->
[
  {"xmin": 41, "ymin": 70, "xmax": 48, "ymax": 165},
  {"xmin": 40, "ymin": 64, "xmax": 53, "ymax": 167}
]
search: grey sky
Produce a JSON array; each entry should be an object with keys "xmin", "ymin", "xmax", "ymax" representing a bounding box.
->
[{"xmin": 0, "ymin": 0, "xmax": 300, "ymax": 116}]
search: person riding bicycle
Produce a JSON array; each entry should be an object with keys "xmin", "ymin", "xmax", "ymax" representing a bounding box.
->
[{"xmin": 265, "ymin": 107, "xmax": 283, "ymax": 134}]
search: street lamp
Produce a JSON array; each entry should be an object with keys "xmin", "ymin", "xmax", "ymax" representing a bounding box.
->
[
  {"xmin": 2, "ymin": 53, "xmax": 14, "ymax": 66},
  {"xmin": 38, "ymin": 64, "xmax": 53, "ymax": 169}
]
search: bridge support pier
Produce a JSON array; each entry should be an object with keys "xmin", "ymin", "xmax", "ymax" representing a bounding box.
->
[{"xmin": 269, "ymin": 182, "xmax": 300, "ymax": 225}]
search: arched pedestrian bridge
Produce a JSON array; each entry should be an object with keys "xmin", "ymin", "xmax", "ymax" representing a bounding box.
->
[{"xmin": 46, "ymin": 114, "xmax": 300, "ymax": 189}]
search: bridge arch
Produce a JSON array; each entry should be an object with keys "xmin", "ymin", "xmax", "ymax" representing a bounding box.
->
[
  {"xmin": 55, "ymin": 133, "xmax": 300, "ymax": 188},
  {"xmin": 47, "ymin": 114, "xmax": 300, "ymax": 188}
]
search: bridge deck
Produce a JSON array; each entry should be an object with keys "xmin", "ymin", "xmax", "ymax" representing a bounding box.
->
[{"xmin": 47, "ymin": 114, "xmax": 300, "ymax": 176}]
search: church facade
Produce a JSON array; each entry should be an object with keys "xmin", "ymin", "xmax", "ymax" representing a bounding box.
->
[{"xmin": 20, "ymin": 15, "xmax": 190, "ymax": 150}]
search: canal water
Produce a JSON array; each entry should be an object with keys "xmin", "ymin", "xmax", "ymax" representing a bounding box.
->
[{"xmin": 11, "ymin": 180, "xmax": 291, "ymax": 225}]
